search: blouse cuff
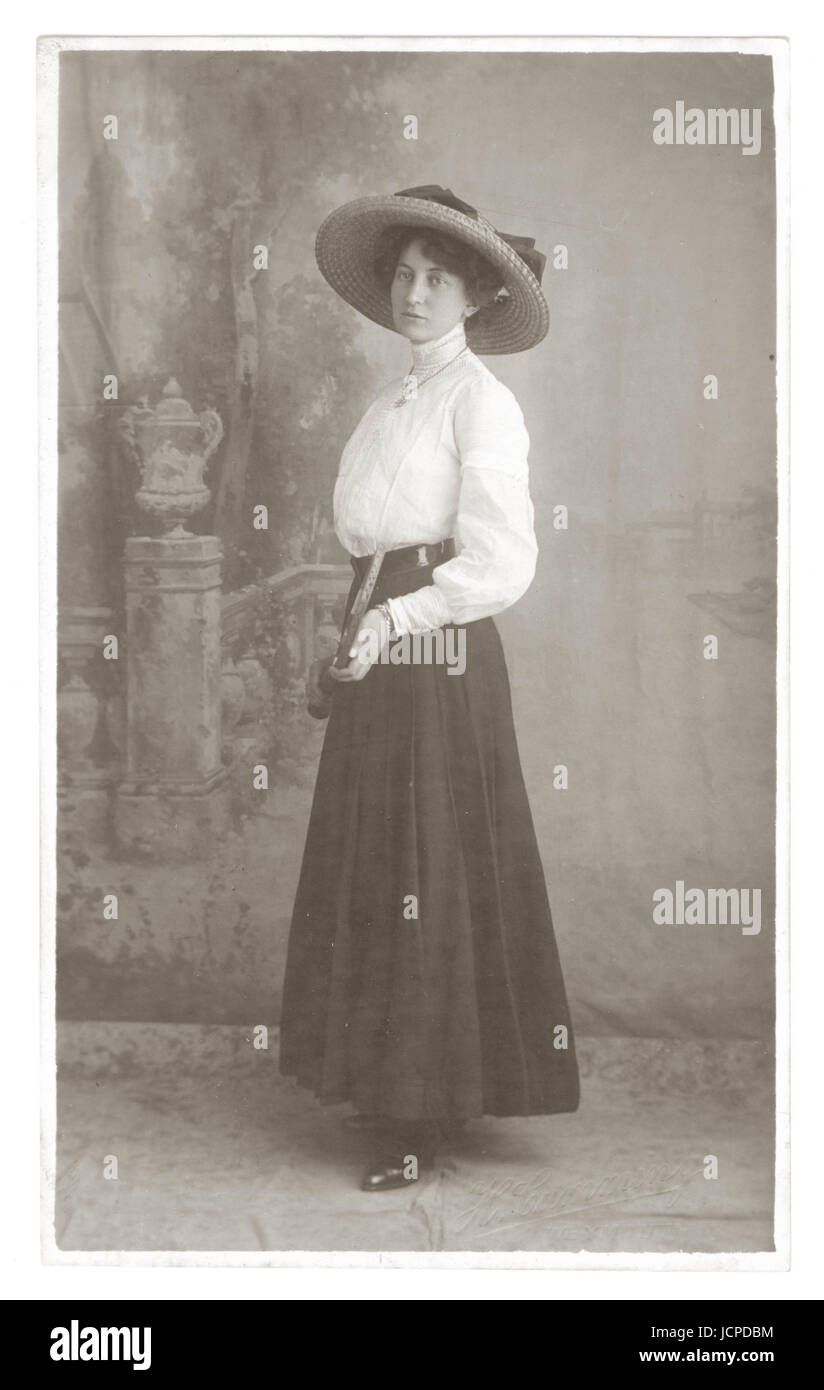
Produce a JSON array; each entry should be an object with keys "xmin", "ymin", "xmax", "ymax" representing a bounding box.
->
[{"xmin": 386, "ymin": 586, "xmax": 454, "ymax": 637}]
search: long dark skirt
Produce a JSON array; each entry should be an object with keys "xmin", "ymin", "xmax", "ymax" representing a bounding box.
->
[{"xmin": 279, "ymin": 561, "xmax": 580, "ymax": 1121}]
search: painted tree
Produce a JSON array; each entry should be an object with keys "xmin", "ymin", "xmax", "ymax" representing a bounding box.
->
[{"xmin": 137, "ymin": 50, "xmax": 408, "ymax": 586}]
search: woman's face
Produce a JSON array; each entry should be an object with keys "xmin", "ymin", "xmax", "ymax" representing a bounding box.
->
[{"xmin": 390, "ymin": 237, "xmax": 478, "ymax": 345}]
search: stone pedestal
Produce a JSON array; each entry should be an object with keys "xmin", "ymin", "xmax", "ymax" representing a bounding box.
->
[
  {"xmin": 115, "ymin": 534, "xmax": 229, "ymax": 858},
  {"xmin": 58, "ymin": 606, "xmax": 123, "ymax": 843}
]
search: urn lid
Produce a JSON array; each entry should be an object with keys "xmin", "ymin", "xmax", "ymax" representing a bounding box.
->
[{"xmin": 154, "ymin": 378, "xmax": 197, "ymax": 422}]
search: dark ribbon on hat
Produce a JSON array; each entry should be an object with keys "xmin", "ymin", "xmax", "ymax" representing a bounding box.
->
[
  {"xmin": 393, "ymin": 184, "xmax": 546, "ymax": 284},
  {"xmin": 395, "ymin": 184, "xmax": 479, "ymax": 219},
  {"xmin": 495, "ymin": 233, "xmax": 546, "ymax": 284}
]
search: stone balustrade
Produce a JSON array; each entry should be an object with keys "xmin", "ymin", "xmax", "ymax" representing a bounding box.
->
[{"xmin": 58, "ymin": 566, "xmax": 352, "ymax": 852}]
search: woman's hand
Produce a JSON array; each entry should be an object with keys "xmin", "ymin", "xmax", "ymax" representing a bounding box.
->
[{"xmin": 327, "ymin": 607, "xmax": 391, "ymax": 682}]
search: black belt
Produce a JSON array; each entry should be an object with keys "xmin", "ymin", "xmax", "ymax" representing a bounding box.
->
[{"xmin": 350, "ymin": 538, "xmax": 455, "ymax": 581}]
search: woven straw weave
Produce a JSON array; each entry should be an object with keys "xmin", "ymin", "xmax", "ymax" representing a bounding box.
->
[{"xmin": 314, "ymin": 195, "xmax": 549, "ymax": 355}]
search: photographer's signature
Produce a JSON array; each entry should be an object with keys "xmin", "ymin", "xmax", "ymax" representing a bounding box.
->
[{"xmin": 447, "ymin": 1157, "xmax": 703, "ymax": 1239}]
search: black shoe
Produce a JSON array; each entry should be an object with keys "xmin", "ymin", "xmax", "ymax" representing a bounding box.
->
[
  {"xmin": 361, "ymin": 1156, "xmax": 423, "ymax": 1192},
  {"xmin": 360, "ymin": 1122, "xmax": 441, "ymax": 1192}
]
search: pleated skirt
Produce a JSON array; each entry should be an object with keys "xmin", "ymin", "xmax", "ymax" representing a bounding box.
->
[{"xmin": 278, "ymin": 560, "xmax": 581, "ymax": 1121}]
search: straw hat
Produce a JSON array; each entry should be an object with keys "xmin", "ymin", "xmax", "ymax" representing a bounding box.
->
[{"xmin": 314, "ymin": 185, "xmax": 549, "ymax": 355}]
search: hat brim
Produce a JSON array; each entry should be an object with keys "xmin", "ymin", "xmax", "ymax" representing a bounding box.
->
[{"xmin": 314, "ymin": 194, "xmax": 549, "ymax": 355}]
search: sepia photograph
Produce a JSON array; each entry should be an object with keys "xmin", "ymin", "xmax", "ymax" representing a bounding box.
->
[{"xmin": 41, "ymin": 34, "xmax": 786, "ymax": 1264}]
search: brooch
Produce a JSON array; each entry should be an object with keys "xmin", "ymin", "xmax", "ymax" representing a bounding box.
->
[
  {"xmin": 392, "ymin": 348, "xmax": 469, "ymax": 408},
  {"xmin": 394, "ymin": 374, "xmax": 419, "ymax": 408}
]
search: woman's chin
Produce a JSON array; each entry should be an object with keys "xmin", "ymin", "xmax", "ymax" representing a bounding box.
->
[{"xmin": 393, "ymin": 317, "xmax": 433, "ymax": 342}]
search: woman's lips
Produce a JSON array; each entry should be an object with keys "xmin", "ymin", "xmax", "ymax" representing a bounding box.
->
[{"xmin": 402, "ymin": 312, "xmax": 426, "ymax": 320}]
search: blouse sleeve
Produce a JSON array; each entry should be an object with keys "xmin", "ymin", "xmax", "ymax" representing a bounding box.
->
[{"xmin": 386, "ymin": 374, "xmax": 539, "ymax": 635}]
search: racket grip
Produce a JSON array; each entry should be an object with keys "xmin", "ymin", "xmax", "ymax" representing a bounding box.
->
[{"xmin": 306, "ymin": 656, "xmax": 335, "ymax": 720}]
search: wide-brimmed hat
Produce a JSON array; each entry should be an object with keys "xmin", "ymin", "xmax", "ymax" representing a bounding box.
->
[{"xmin": 314, "ymin": 185, "xmax": 549, "ymax": 355}]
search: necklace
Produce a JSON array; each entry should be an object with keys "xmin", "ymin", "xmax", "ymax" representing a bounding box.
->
[{"xmin": 393, "ymin": 347, "xmax": 469, "ymax": 407}]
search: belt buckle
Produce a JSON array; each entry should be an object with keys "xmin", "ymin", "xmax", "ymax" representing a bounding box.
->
[{"xmin": 416, "ymin": 544, "xmax": 429, "ymax": 567}]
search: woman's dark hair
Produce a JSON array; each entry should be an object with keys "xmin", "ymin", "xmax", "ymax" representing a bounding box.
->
[{"xmin": 373, "ymin": 224, "xmax": 506, "ymax": 308}]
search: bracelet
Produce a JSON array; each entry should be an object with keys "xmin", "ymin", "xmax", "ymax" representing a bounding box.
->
[{"xmin": 374, "ymin": 602, "xmax": 397, "ymax": 640}]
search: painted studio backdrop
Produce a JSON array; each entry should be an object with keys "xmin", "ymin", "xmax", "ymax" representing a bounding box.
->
[{"xmin": 54, "ymin": 47, "xmax": 776, "ymax": 1251}]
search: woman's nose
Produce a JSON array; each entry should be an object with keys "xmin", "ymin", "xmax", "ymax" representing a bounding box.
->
[{"xmin": 406, "ymin": 278, "xmax": 425, "ymax": 305}]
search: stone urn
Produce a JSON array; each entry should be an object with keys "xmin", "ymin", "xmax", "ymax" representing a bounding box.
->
[{"xmin": 122, "ymin": 379, "xmax": 223, "ymax": 537}]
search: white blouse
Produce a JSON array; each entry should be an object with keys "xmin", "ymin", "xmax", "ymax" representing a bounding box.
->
[{"xmin": 333, "ymin": 321, "xmax": 539, "ymax": 637}]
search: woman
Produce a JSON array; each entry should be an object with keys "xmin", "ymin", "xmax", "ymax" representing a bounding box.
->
[{"xmin": 279, "ymin": 185, "xmax": 580, "ymax": 1192}]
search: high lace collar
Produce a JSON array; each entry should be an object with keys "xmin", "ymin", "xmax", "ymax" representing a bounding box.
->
[{"xmin": 409, "ymin": 320, "xmax": 467, "ymax": 372}]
